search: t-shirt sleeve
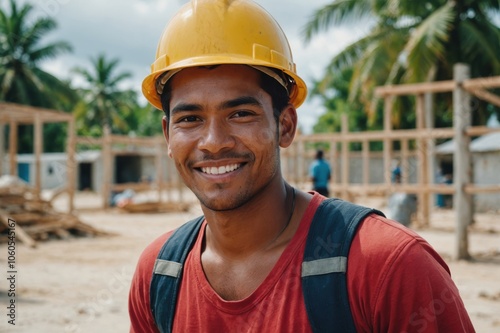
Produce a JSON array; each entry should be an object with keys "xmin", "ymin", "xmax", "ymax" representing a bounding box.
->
[
  {"xmin": 129, "ymin": 231, "xmax": 174, "ymax": 333},
  {"xmin": 348, "ymin": 215, "xmax": 475, "ymax": 333}
]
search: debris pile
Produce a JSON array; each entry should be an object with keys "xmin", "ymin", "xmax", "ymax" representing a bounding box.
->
[{"xmin": 0, "ymin": 176, "xmax": 111, "ymax": 247}]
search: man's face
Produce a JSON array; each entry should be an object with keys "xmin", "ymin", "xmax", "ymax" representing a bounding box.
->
[{"xmin": 162, "ymin": 65, "xmax": 291, "ymax": 211}]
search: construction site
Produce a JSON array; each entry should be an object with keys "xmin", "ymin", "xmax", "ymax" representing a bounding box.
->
[{"xmin": 1, "ymin": 66, "xmax": 500, "ymax": 332}]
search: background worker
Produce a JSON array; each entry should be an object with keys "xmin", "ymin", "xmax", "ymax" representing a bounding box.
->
[
  {"xmin": 309, "ymin": 149, "xmax": 331, "ymax": 197},
  {"xmin": 129, "ymin": 1, "xmax": 475, "ymax": 332}
]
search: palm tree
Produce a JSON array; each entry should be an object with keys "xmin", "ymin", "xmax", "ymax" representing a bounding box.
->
[
  {"xmin": 73, "ymin": 54, "xmax": 135, "ymax": 135},
  {"xmin": 303, "ymin": 0, "xmax": 500, "ymax": 126},
  {"xmin": 0, "ymin": 0, "xmax": 73, "ymax": 108}
]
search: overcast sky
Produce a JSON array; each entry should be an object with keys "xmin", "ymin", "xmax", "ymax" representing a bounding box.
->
[{"xmin": 32, "ymin": 0, "xmax": 369, "ymax": 133}]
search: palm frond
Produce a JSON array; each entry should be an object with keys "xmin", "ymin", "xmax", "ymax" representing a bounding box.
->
[
  {"xmin": 403, "ymin": 2, "xmax": 455, "ymax": 82},
  {"xmin": 302, "ymin": 0, "xmax": 374, "ymax": 43}
]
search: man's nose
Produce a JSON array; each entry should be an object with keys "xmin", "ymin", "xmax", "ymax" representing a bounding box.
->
[{"xmin": 197, "ymin": 119, "xmax": 236, "ymax": 153}]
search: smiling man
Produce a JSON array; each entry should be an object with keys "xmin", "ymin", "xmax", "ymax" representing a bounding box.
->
[{"xmin": 128, "ymin": 1, "xmax": 474, "ymax": 332}]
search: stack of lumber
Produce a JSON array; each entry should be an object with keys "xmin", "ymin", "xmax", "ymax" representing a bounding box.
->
[{"xmin": 0, "ymin": 176, "xmax": 111, "ymax": 248}]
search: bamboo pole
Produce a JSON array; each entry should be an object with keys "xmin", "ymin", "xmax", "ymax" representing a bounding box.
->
[{"xmin": 453, "ymin": 64, "xmax": 472, "ymax": 260}]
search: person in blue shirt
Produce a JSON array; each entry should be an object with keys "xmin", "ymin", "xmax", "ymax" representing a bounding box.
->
[{"xmin": 309, "ymin": 149, "xmax": 331, "ymax": 197}]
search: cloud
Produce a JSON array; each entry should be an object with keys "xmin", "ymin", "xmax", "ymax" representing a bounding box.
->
[{"xmin": 34, "ymin": 0, "xmax": 365, "ymax": 133}]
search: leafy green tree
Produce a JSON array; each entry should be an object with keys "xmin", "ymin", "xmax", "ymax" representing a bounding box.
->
[
  {"xmin": 0, "ymin": 0, "xmax": 76, "ymax": 153},
  {"xmin": 73, "ymin": 54, "xmax": 135, "ymax": 135},
  {"xmin": 0, "ymin": 0, "xmax": 73, "ymax": 107},
  {"xmin": 303, "ymin": 0, "xmax": 500, "ymax": 127},
  {"xmin": 124, "ymin": 104, "xmax": 164, "ymax": 137}
]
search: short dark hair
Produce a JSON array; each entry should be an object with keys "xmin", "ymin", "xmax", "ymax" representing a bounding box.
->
[
  {"xmin": 159, "ymin": 66, "xmax": 290, "ymax": 123},
  {"xmin": 316, "ymin": 150, "xmax": 324, "ymax": 159}
]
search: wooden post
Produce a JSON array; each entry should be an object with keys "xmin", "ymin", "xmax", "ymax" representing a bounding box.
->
[
  {"xmin": 0, "ymin": 123, "xmax": 4, "ymax": 175},
  {"xmin": 102, "ymin": 125, "xmax": 112, "ymax": 209},
  {"xmin": 66, "ymin": 118, "xmax": 76, "ymax": 213},
  {"xmin": 341, "ymin": 114, "xmax": 349, "ymax": 200},
  {"xmin": 383, "ymin": 96, "xmax": 393, "ymax": 186},
  {"xmin": 362, "ymin": 139, "xmax": 370, "ymax": 201},
  {"xmin": 401, "ymin": 139, "xmax": 409, "ymax": 184},
  {"xmin": 9, "ymin": 121, "xmax": 17, "ymax": 176},
  {"xmin": 453, "ymin": 63, "xmax": 472, "ymax": 260},
  {"xmin": 425, "ymin": 92, "xmax": 436, "ymax": 215},
  {"xmin": 297, "ymin": 139, "xmax": 305, "ymax": 187},
  {"xmin": 416, "ymin": 94, "xmax": 429, "ymax": 226},
  {"xmin": 155, "ymin": 140, "xmax": 163, "ymax": 203},
  {"xmin": 34, "ymin": 114, "xmax": 43, "ymax": 199},
  {"xmin": 330, "ymin": 139, "xmax": 337, "ymax": 187}
]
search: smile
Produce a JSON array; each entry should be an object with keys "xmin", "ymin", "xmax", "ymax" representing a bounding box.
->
[{"xmin": 200, "ymin": 164, "xmax": 241, "ymax": 175}]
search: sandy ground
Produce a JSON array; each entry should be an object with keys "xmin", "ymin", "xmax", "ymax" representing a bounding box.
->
[{"xmin": 1, "ymin": 192, "xmax": 499, "ymax": 333}]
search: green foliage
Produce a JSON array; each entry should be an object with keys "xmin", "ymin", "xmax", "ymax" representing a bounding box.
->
[
  {"xmin": 0, "ymin": 0, "xmax": 74, "ymax": 108},
  {"xmin": 72, "ymin": 54, "xmax": 137, "ymax": 136},
  {"xmin": 304, "ymin": 0, "xmax": 500, "ymax": 130}
]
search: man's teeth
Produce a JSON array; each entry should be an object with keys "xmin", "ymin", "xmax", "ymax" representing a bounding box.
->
[{"xmin": 201, "ymin": 164, "xmax": 240, "ymax": 175}]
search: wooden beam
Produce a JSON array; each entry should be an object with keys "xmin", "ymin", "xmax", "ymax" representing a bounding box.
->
[
  {"xmin": 304, "ymin": 127, "xmax": 455, "ymax": 142},
  {"xmin": 34, "ymin": 114, "xmax": 43, "ymax": 198},
  {"xmin": 416, "ymin": 94, "xmax": 430, "ymax": 227},
  {"xmin": 375, "ymin": 80, "xmax": 455, "ymax": 97},
  {"xmin": 102, "ymin": 126, "xmax": 112, "ymax": 209},
  {"xmin": 383, "ymin": 96, "xmax": 393, "ymax": 185},
  {"xmin": 462, "ymin": 76, "xmax": 500, "ymax": 90},
  {"xmin": 9, "ymin": 121, "xmax": 17, "ymax": 177},
  {"xmin": 465, "ymin": 184, "xmax": 500, "ymax": 194},
  {"xmin": 465, "ymin": 126, "xmax": 500, "ymax": 137},
  {"xmin": 465, "ymin": 88, "xmax": 500, "ymax": 107},
  {"xmin": 362, "ymin": 139, "xmax": 369, "ymax": 186},
  {"xmin": 341, "ymin": 114, "xmax": 349, "ymax": 200},
  {"xmin": 0, "ymin": 123, "xmax": 4, "ymax": 175},
  {"xmin": 67, "ymin": 118, "xmax": 76, "ymax": 213}
]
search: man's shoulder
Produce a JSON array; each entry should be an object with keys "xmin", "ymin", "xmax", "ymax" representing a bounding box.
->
[
  {"xmin": 351, "ymin": 213, "xmax": 449, "ymax": 273},
  {"xmin": 134, "ymin": 229, "xmax": 176, "ymax": 277}
]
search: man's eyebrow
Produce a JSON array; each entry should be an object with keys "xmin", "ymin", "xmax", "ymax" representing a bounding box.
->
[
  {"xmin": 220, "ymin": 96, "xmax": 263, "ymax": 109},
  {"xmin": 171, "ymin": 103, "xmax": 202, "ymax": 115}
]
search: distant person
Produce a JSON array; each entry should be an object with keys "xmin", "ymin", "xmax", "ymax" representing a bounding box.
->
[
  {"xmin": 391, "ymin": 159, "xmax": 402, "ymax": 184},
  {"xmin": 309, "ymin": 149, "xmax": 331, "ymax": 197}
]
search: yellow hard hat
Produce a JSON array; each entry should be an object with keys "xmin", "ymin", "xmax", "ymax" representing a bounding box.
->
[{"xmin": 142, "ymin": 0, "xmax": 307, "ymax": 110}]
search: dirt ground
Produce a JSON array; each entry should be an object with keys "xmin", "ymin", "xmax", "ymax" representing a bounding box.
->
[{"xmin": 1, "ymin": 192, "xmax": 499, "ymax": 333}]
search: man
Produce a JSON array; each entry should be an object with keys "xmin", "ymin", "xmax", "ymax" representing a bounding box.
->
[
  {"xmin": 309, "ymin": 149, "xmax": 331, "ymax": 197},
  {"xmin": 129, "ymin": 1, "xmax": 475, "ymax": 332}
]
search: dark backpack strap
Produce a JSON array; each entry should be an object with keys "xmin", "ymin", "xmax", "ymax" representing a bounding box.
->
[
  {"xmin": 302, "ymin": 198, "xmax": 384, "ymax": 333},
  {"xmin": 150, "ymin": 216, "xmax": 205, "ymax": 333}
]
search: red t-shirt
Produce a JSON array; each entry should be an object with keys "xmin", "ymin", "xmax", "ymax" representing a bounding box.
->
[{"xmin": 129, "ymin": 194, "xmax": 475, "ymax": 332}]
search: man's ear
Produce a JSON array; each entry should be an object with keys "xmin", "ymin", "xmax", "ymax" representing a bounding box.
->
[
  {"xmin": 278, "ymin": 104, "xmax": 297, "ymax": 148},
  {"xmin": 162, "ymin": 116, "xmax": 173, "ymax": 157}
]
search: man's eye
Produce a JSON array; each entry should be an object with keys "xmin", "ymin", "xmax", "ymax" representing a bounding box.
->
[
  {"xmin": 232, "ymin": 111, "xmax": 253, "ymax": 118},
  {"xmin": 178, "ymin": 115, "xmax": 199, "ymax": 123}
]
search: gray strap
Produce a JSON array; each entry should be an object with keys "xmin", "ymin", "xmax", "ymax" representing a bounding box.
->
[
  {"xmin": 301, "ymin": 257, "xmax": 347, "ymax": 277},
  {"xmin": 153, "ymin": 259, "xmax": 182, "ymax": 278}
]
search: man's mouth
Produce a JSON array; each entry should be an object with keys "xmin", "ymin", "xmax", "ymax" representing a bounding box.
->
[{"xmin": 200, "ymin": 164, "xmax": 242, "ymax": 175}]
